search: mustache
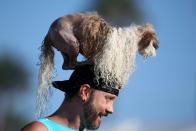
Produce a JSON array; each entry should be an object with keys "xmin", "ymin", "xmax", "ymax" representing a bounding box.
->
[{"xmin": 99, "ymin": 113, "xmax": 109, "ymax": 117}]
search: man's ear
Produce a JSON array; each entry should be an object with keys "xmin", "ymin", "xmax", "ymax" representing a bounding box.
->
[{"xmin": 79, "ymin": 84, "xmax": 91, "ymax": 102}]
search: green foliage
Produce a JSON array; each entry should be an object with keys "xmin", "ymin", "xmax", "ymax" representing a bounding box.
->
[
  {"xmin": 0, "ymin": 54, "xmax": 29, "ymax": 91},
  {"xmin": 0, "ymin": 111, "xmax": 30, "ymax": 131}
]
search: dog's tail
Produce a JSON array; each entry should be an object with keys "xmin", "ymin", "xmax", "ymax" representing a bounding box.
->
[{"xmin": 37, "ymin": 34, "xmax": 54, "ymax": 118}]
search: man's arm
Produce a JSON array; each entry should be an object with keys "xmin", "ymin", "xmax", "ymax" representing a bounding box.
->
[{"xmin": 20, "ymin": 121, "xmax": 47, "ymax": 131}]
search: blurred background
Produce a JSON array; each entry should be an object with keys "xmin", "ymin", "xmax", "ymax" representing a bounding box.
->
[{"xmin": 0, "ymin": 0, "xmax": 195, "ymax": 131}]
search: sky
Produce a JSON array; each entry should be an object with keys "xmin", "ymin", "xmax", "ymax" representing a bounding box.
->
[{"xmin": 0, "ymin": 0, "xmax": 196, "ymax": 131}]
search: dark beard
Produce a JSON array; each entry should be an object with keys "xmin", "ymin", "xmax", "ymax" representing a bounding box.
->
[{"xmin": 82, "ymin": 95, "xmax": 100, "ymax": 130}]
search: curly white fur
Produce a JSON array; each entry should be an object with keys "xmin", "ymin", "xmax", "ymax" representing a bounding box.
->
[{"xmin": 94, "ymin": 24, "xmax": 151, "ymax": 89}]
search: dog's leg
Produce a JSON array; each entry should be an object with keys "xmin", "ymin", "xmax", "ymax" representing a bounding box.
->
[
  {"xmin": 51, "ymin": 28, "xmax": 79, "ymax": 70},
  {"xmin": 59, "ymin": 30, "xmax": 79, "ymax": 69},
  {"xmin": 60, "ymin": 52, "xmax": 73, "ymax": 70}
]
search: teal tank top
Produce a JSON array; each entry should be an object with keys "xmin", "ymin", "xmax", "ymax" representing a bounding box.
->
[{"xmin": 38, "ymin": 118, "xmax": 86, "ymax": 131}]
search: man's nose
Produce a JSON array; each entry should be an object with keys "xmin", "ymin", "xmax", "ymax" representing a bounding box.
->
[{"xmin": 106, "ymin": 104, "xmax": 113, "ymax": 114}]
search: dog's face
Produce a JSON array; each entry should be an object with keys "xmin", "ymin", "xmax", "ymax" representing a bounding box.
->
[{"xmin": 138, "ymin": 25, "xmax": 159, "ymax": 56}]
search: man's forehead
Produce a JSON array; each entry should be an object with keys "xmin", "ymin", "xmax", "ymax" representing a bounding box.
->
[{"xmin": 96, "ymin": 89, "xmax": 117, "ymax": 99}]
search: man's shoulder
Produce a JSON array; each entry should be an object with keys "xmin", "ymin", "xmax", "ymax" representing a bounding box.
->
[{"xmin": 20, "ymin": 121, "xmax": 48, "ymax": 131}]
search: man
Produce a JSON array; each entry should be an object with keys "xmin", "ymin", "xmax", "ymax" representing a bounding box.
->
[{"xmin": 21, "ymin": 65, "xmax": 119, "ymax": 131}]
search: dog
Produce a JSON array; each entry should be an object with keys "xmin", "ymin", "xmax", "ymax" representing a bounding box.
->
[
  {"xmin": 40, "ymin": 12, "xmax": 158, "ymax": 70},
  {"xmin": 39, "ymin": 12, "xmax": 159, "ymax": 88}
]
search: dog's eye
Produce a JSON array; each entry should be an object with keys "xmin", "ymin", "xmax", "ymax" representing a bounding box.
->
[{"xmin": 153, "ymin": 41, "xmax": 159, "ymax": 49}]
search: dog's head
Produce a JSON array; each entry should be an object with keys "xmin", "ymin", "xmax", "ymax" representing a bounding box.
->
[{"xmin": 138, "ymin": 24, "xmax": 159, "ymax": 58}]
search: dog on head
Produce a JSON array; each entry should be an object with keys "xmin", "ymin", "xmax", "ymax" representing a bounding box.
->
[
  {"xmin": 40, "ymin": 12, "xmax": 158, "ymax": 70},
  {"xmin": 37, "ymin": 12, "xmax": 158, "ymax": 117}
]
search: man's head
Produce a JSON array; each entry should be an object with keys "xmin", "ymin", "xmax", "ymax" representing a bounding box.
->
[
  {"xmin": 52, "ymin": 65, "xmax": 118, "ymax": 129},
  {"xmin": 79, "ymin": 84, "xmax": 116, "ymax": 130}
]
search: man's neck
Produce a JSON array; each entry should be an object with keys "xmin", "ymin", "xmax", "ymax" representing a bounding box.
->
[{"xmin": 48, "ymin": 98, "xmax": 83, "ymax": 130}]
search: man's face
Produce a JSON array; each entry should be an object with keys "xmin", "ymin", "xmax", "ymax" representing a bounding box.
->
[{"xmin": 82, "ymin": 89, "xmax": 117, "ymax": 130}]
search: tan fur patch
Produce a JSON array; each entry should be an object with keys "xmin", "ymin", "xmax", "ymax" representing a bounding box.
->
[{"xmin": 75, "ymin": 14, "xmax": 111, "ymax": 58}]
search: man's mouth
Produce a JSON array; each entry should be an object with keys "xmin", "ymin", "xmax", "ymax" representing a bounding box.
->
[
  {"xmin": 98, "ymin": 114, "xmax": 102, "ymax": 119},
  {"xmin": 103, "ymin": 113, "xmax": 108, "ymax": 117},
  {"xmin": 98, "ymin": 113, "xmax": 108, "ymax": 119}
]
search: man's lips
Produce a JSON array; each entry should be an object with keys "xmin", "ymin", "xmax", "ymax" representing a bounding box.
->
[
  {"xmin": 103, "ymin": 113, "xmax": 108, "ymax": 117},
  {"xmin": 98, "ymin": 113, "xmax": 108, "ymax": 119},
  {"xmin": 100, "ymin": 113, "xmax": 108, "ymax": 117}
]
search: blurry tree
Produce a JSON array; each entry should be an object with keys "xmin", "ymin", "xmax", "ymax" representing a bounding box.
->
[
  {"xmin": 0, "ymin": 53, "xmax": 29, "ymax": 91},
  {"xmin": 0, "ymin": 52, "xmax": 30, "ymax": 131},
  {"xmin": 1, "ymin": 110, "xmax": 30, "ymax": 131},
  {"xmin": 95, "ymin": 0, "xmax": 144, "ymax": 26}
]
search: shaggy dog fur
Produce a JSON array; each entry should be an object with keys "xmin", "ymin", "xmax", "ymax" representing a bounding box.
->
[{"xmin": 37, "ymin": 12, "xmax": 158, "ymax": 117}]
